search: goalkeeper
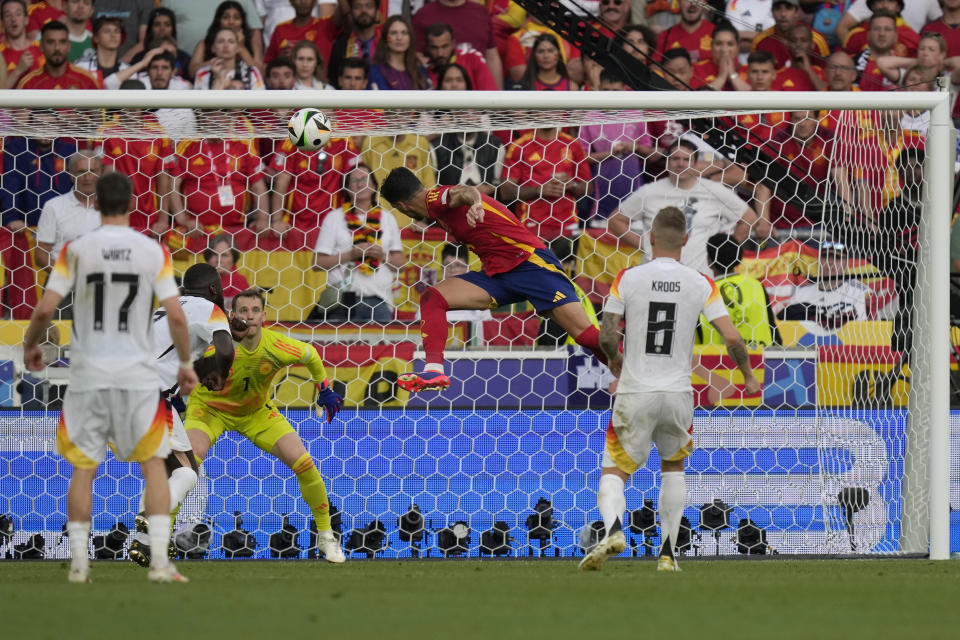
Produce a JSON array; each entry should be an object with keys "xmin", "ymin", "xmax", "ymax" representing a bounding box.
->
[{"xmin": 185, "ymin": 289, "xmax": 346, "ymax": 563}]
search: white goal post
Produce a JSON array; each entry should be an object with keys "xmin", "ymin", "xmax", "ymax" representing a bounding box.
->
[{"xmin": 0, "ymin": 88, "xmax": 951, "ymax": 559}]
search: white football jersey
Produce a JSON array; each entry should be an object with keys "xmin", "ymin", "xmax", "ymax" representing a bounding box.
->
[
  {"xmin": 153, "ymin": 295, "xmax": 230, "ymax": 393},
  {"xmin": 605, "ymin": 257, "xmax": 728, "ymax": 393},
  {"xmin": 46, "ymin": 225, "xmax": 179, "ymax": 392}
]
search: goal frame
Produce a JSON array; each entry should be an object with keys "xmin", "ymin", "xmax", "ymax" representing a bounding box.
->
[{"xmin": 0, "ymin": 87, "xmax": 951, "ymax": 559}]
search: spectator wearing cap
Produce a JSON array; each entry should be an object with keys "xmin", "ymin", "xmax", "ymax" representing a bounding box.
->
[
  {"xmin": 656, "ymin": 0, "xmax": 713, "ymax": 64},
  {"xmin": 699, "ymin": 232, "xmax": 777, "ymax": 348},
  {"xmin": 837, "ymin": 0, "xmax": 939, "ymax": 46},
  {"xmin": 843, "ymin": 0, "xmax": 919, "ymax": 58},
  {"xmin": 779, "ymin": 241, "xmax": 871, "ymax": 329},
  {"xmin": 753, "ymin": 0, "xmax": 830, "ymax": 69},
  {"xmin": 16, "ymin": 20, "xmax": 101, "ymax": 88}
]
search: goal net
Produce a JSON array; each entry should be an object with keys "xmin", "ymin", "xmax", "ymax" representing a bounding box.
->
[{"xmin": 0, "ymin": 89, "xmax": 951, "ymax": 561}]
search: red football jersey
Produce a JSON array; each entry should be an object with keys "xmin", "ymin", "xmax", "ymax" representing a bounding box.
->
[
  {"xmin": 26, "ymin": 1, "xmax": 64, "ymax": 33},
  {"xmin": 0, "ymin": 41, "xmax": 43, "ymax": 74},
  {"xmin": 426, "ymin": 43, "xmax": 497, "ymax": 91},
  {"xmin": 692, "ymin": 59, "xmax": 746, "ymax": 89},
  {"xmin": 753, "ymin": 27, "xmax": 831, "ymax": 68},
  {"xmin": 265, "ymin": 16, "xmax": 338, "ymax": 64},
  {"xmin": 16, "ymin": 63, "xmax": 100, "ymax": 89},
  {"xmin": 503, "ymin": 131, "xmax": 590, "ymax": 239},
  {"xmin": 269, "ymin": 136, "xmax": 359, "ymax": 230},
  {"xmin": 773, "ymin": 65, "xmax": 824, "ymax": 92},
  {"xmin": 424, "ymin": 185, "xmax": 545, "ymax": 276},
  {"xmin": 920, "ymin": 20, "xmax": 960, "ymax": 57},
  {"xmin": 100, "ymin": 120, "xmax": 173, "ymax": 231},
  {"xmin": 171, "ymin": 139, "xmax": 266, "ymax": 228},
  {"xmin": 843, "ymin": 20, "xmax": 917, "ymax": 57},
  {"xmin": 656, "ymin": 20, "xmax": 714, "ymax": 63}
]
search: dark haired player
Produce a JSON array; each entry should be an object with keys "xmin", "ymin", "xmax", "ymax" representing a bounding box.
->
[{"xmin": 380, "ymin": 166, "xmax": 607, "ymax": 392}]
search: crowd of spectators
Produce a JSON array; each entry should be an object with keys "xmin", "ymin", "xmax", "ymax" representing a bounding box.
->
[{"xmin": 0, "ymin": 0, "xmax": 953, "ymax": 340}]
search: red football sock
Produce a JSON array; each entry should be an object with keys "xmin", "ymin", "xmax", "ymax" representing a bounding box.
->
[
  {"xmin": 420, "ymin": 287, "xmax": 450, "ymax": 368},
  {"xmin": 574, "ymin": 325, "xmax": 608, "ymax": 365}
]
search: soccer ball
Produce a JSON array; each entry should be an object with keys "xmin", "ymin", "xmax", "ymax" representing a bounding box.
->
[{"xmin": 287, "ymin": 108, "xmax": 332, "ymax": 151}]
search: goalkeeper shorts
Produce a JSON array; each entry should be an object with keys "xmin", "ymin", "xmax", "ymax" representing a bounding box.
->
[
  {"xmin": 602, "ymin": 391, "xmax": 694, "ymax": 474},
  {"xmin": 184, "ymin": 401, "xmax": 296, "ymax": 454}
]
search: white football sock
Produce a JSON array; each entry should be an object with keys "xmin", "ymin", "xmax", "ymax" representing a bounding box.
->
[
  {"xmin": 424, "ymin": 363, "xmax": 444, "ymax": 374},
  {"xmin": 67, "ymin": 521, "xmax": 90, "ymax": 572},
  {"xmin": 168, "ymin": 467, "xmax": 198, "ymax": 513},
  {"xmin": 659, "ymin": 471, "xmax": 687, "ymax": 556},
  {"xmin": 177, "ymin": 464, "xmax": 209, "ymax": 524},
  {"xmin": 597, "ymin": 473, "xmax": 626, "ymax": 536},
  {"xmin": 147, "ymin": 515, "xmax": 171, "ymax": 570}
]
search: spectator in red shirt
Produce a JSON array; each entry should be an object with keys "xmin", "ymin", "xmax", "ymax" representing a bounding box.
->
[
  {"xmin": 656, "ymin": 0, "xmax": 714, "ymax": 63},
  {"xmin": 413, "ymin": 0, "xmax": 503, "ymax": 89},
  {"xmin": 735, "ymin": 51, "xmax": 788, "ymax": 140},
  {"xmin": 500, "ymin": 128, "xmax": 590, "ymax": 240},
  {"xmin": 423, "ymin": 22, "xmax": 497, "ymax": 91},
  {"xmin": 16, "ymin": 20, "xmax": 100, "ymax": 88},
  {"xmin": 753, "ymin": 0, "xmax": 830, "ymax": 69},
  {"xmin": 269, "ymin": 134, "xmax": 359, "ymax": 250},
  {"xmin": 99, "ymin": 111, "xmax": 174, "ymax": 236},
  {"xmin": 327, "ymin": 0, "xmax": 379, "ymax": 86},
  {"xmin": 874, "ymin": 31, "xmax": 948, "ymax": 86},
  {"xmin": 204, "ymin": 233, "xmax": 250, "ymax": 308},
  {"xmin": 188, "ymin": 1, "xmax": 263, "ymax": 80},
  {"xmin": 26, "ymin": 0, "xmax": 65, "ymax": 37},
  {"xmin": 265, "ymin": 0, "xmax": 337, "ymax": 65},
  {"xmin": 844, "ymin": 0, "xmax": 918, "ymax": 58},
  {"xmin": 2, "ymin": 0, "xmax": 42, "ymax": 88},
  {"xmin": 774, "ymin": 23, "xmax": 827, "ymax": 91},
  {"xmin": 756, "ymin": 110, "xmax": 834, "ymax": 232},
  {"xmin": 659, "ymin": 48, "xmax": 703, "ymax": 89},
  {"xmin": 521, "ymin": 33, "xmax": 578, "ymax": 91},
  {"xmin": 921, "ymin": 0, "xmax": 960, "ymax": 57},
  {"xmin": 693, "ymin": 21, "xmax": 744, "ymax": 91},
  {"xmin": 855, "ymin": 11, "xmax": 899, "ymax": 90},
  {"xmin": 168, "ymin": 117, "xmax": 268, "ymax": 252}
]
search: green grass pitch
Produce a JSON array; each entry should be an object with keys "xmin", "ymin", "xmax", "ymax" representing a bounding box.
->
[{"xmin": 3, "ymin": 559, "xmax": 959, "ymax": 639}]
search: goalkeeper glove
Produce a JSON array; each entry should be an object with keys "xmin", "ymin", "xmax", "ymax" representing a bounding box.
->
[{"xmin": 315, "ymin": 379, "xmax": 342, "ymax": 423}]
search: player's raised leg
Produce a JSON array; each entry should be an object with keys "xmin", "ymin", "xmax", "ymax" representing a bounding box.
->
[
  {"xmin": 546, "ymin": 301, "xmax": 609, "ymax": 366},
  {"xmin": 270, "ymin": 431, "xmax": 345, "ymax": 563},
  {"xmin": 400, "ymin": 276, "xmax": 494, "ymax": 392}
]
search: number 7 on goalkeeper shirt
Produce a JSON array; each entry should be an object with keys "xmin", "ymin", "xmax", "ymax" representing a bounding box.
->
[{"xmin": 184, "ymin": 289, "xmax": 346, "ymax": 563}]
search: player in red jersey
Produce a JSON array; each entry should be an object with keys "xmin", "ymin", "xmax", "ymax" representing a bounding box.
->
[{"xmin": 380, "ymin": 167, "xmax": 608, "ymax": 393}]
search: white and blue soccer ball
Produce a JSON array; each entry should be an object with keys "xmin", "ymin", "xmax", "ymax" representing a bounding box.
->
[{"xmin": 287, "ymin": 108, "xmax": 332, "ymax": 151}]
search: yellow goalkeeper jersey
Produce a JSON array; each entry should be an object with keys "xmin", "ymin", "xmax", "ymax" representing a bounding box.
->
[{"xmin": 190, "ymin": 327, "xmax": 327, "ymax": 416}]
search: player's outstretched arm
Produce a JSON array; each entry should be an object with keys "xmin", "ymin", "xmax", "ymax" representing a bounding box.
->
[
  {"xmin": 710, "ymin": 315, "xmax": 762, "ymax": 395},
  {"xmin": 22, "ymin": 290, "xmax": 64, "ymax": 371},
  {"xmin": 161, "ymin": 296, "xmax": 199, "ymax": 396},
  {"xmin": 599, "ymin": 311, "xmax": 624, "ymax": 377}
]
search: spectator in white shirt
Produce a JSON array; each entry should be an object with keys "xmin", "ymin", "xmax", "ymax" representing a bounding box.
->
[
  {"xmin": 36, "ymin": 149, "xmax": 103, "ymax": 270},
  {"xmin": 607, "ymin": 139, "xmax": 763, "ymax": 274}
]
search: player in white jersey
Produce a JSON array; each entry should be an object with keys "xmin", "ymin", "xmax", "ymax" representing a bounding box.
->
[
  {"xmin": 580, "ymin": 206, "xmax": 761, "ymax": 573},
  {"xmin": 127, "ymin": 262, "xmax": 236, "ymax": 568},
  {"xmin": 22, "ymin": 172, "xmax": 199, "ymax": 584}
]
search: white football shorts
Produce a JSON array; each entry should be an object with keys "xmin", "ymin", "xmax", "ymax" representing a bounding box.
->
[
  {"xmin": 602, "ymin": 391, "xmax": 694, "ymax": 474},
  {"xmin": 57, "ymin": 388, "xmax": 171, "ymax": 468}
]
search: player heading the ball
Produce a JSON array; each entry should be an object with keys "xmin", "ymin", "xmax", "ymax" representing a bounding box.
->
[
  {"xmin": 580, "ymin": 206, "xmax": 761, "ymax": 573},
  {"xmin": 380, "ymin": 167, "xmax": 609, "ymax": 393}
]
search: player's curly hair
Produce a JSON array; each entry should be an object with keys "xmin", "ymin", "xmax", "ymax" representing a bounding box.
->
[{"xmin": 380, "ymin": 167, "xmax": 422, "ymax": 207}]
